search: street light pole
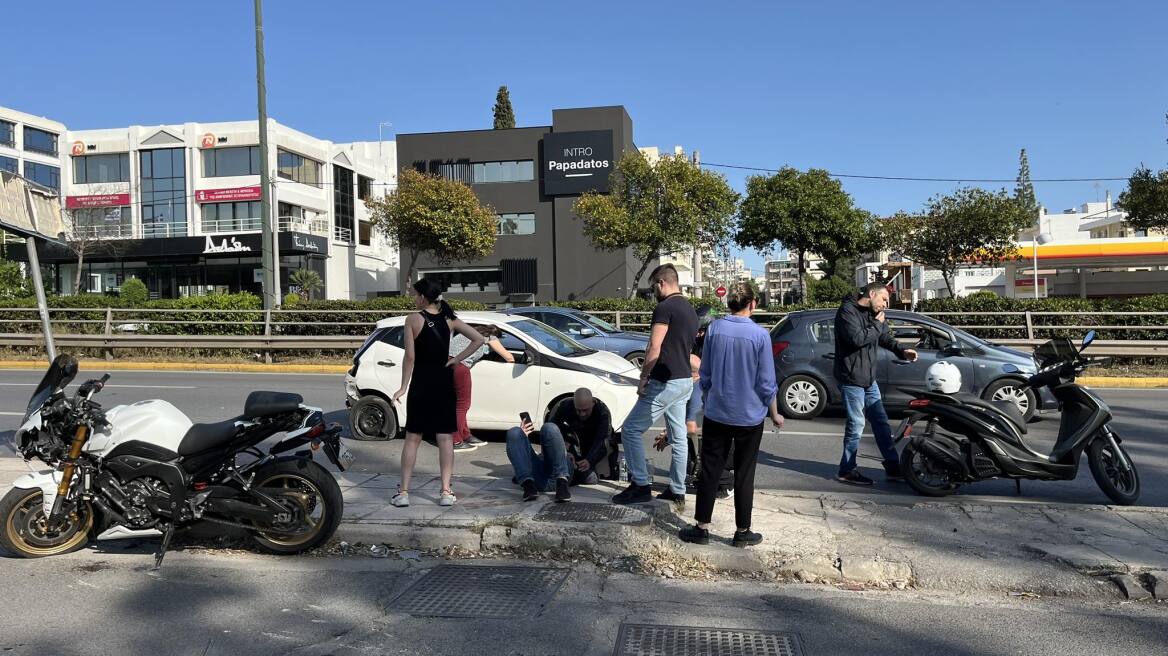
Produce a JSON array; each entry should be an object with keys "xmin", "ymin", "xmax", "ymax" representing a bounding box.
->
[
  {"xmin": 378, "ymin": 122, "xmax": 393, "ymax": 160},
  {"xmin": 254, "ymin": 0, "xmax": 275, "ymax": 311}
]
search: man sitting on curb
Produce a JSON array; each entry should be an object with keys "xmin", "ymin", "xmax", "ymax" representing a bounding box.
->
[{"xmin": 506, "ymin": 388, "xmax": 612, "ymax": 503}]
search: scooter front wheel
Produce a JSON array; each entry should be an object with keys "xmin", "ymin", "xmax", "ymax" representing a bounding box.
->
[
  {"xmin": 1087, "ymin": 438, "xmax": 1140, "ymax": 506},
  {"xmin": 900, "ymin": 443, "xmax": 960, "ymax": 497}
]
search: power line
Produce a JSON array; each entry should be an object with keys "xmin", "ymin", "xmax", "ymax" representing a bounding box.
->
[{"xmin": 700, "ymin": 161, "xmax": 1130, "ymax": 183}]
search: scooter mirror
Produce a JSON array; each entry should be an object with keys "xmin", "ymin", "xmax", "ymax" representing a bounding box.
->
[
  {"xmin": 1001, "ymin": 364, "xmax": 1021, "ymax": 374},
  {"xmin": 1081, "ymin": 330, "xmax": 1097, "ymax": 350}
]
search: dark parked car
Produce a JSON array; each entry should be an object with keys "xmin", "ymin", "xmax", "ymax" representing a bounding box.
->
[
  {"xmin": 502, "ymin": 307, "xmax": 650, "ymax": 367},
  {"xmin": 771, "ymin": 309, "xmax": 1057, "ymax": 421}
]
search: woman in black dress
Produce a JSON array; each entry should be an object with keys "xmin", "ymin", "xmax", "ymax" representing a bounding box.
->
[{"xmin": 391, "ymin": 278, "xmax": 485, "ymax": 507}]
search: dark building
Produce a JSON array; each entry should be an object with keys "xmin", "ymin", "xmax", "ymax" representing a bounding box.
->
[{"xmin": 396, "ymin": 106, "xmax": 637, "ymax": 304}]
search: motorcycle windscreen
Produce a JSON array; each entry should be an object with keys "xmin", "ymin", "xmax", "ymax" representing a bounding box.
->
[
  {"xmin": 1034, "ymin": 337, "xmax": 1077, "ymax": 369},
  {"xmin": 24, "ymin": 354, "xmax": 79, "ymax": 422}
]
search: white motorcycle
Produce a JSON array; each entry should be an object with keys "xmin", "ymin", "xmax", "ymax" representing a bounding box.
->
[{"xmin": 2, "ymin": 354, "xmax": 353, "ymax": 567}]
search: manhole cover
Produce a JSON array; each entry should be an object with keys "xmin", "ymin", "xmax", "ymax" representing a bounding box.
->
[
  {"xmin": 390, "ymin": 565, "xmax": 569, "ymax": 618},
  {"xmin": 614, "ymin": 624, "xmax": 804, "ymax": 656},
  {"xmin": 535, "ymin": 502, "xmax": 649, "ymax": 524}
]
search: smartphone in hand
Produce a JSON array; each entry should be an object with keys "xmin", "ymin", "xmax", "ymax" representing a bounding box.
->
[{"xmin": 519, "ymin": 411, "xmax": 532, "ymax": 426}]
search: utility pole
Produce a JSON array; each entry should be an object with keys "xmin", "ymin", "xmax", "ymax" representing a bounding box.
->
[{"xmin": 254, "ymin": 0, "xmax": 275, "ymax": 310}]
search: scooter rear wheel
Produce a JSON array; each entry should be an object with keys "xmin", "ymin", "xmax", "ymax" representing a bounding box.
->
[
  {"xmin": 1087, "ymin": 439, "xmax": 1140, "ymax": 506},
  {"xmin": 900, "ymin": 443, "xmax": 959, "ymax": 497}
]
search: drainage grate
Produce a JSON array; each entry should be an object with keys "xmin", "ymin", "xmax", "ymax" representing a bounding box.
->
[
  {"xmin": 390, "ymin": 565, "xmax": 569, "ymax": 618},
  {"xmin": 534, "ymin": 502, "xmax": 649, "ymax": 524},
  {"xmin": 614, "ymin": 624, "xmax": 804, "ymax": 656}
]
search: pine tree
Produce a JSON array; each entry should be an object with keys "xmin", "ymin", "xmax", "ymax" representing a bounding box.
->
[
  {"xmin": 1014, "ymin": 148, "xmax": 1039, "ymax": 219},
  {"xmin": 492, "ymin": 86, "xmax": 516, "ymax": 129}
]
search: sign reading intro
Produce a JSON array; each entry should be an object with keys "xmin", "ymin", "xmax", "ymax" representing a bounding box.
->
[
  {"xmin": 541, "ymin": 130, "xmax": 614, "ymax": 196},
  {"xmin": 195, "ymin": 186, "xmax": 262, "ymax": 203}
]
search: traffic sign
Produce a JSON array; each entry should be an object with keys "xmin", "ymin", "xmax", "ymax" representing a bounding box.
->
[{"xmin": 715, "ymin": 285, "xmax": 727, "ymax": 298}]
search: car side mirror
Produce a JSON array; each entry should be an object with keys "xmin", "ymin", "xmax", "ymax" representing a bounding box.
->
[
  {"xmin": 578, "ymin": 327, "xmax": 598, "ymax": 338},
  {"xmin": 942, "ymin": 344, "xmax": 962, "ymax": 356}
]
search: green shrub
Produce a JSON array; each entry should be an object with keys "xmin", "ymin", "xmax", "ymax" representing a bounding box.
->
[
  {"xmin": 915, "ymin": 294, "xmax": 1168, "ymax": 340},
  {"xmin": 806, "ymin": 276, "xmax": 854, "ymax": 305},
  {"xmin": 283, "ymin": 293, "xmax": 301, "ymax": 307},
  {"xmin": 119, "ymin": 278, "xmax": 148, "ymax": 306}
]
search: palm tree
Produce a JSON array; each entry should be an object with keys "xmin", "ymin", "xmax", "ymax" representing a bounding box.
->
[{"xmin": 289, "ymin": 269, "xmax": 323, "ymax": 301}]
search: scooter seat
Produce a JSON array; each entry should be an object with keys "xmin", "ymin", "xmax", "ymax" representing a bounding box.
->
[
  {"xmin": 178, "ymin": 417, "xmax": 244, "ymax": 455},
  {"xmin": 244, "ymin": 391, "xmax": 303, "ymax": 418}
]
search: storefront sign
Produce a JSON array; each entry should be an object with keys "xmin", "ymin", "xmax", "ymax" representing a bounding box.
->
[
  {"xmin": 203, "ymin": 236, "xmax": 253, "ymax": 254},
  {"xmin": 279, "ymin": 231, "xmax": 327, "ymax": 255},
  {"xmin": 201, "ymin": 133, "xmax": 217, "ymax": 148},
  {"xmin": 541, "ymin": 130, "xmax": 614, "ymax": 196},
  {"xmin": 195, "ymin": 186, "xmax": 262, "ymax": 203},
  {"xmin": 66, "ymin": 193, "xmax": 131, "ymax": 209},
  {"xmin": 291, "ymin": 233, "xmax": 320, "ymax": 252}
]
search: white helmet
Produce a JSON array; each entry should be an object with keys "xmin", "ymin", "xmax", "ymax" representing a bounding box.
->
[{"xmin": 926, "ymin": 361, "xmax": 962, "ymax": 394}]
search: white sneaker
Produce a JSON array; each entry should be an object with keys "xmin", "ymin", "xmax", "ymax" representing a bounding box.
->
[
  {"xmin": 439, "ymin": 490, "xmax": 457, "ymax": 506},
  {"xmin": 390, "ymin": 492, "xmax": 410, "ymax": 507}
]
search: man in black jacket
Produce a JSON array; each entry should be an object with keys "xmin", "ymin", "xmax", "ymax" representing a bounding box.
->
[{"xmin": 833, "ymin": 283, "xmax": 918, "ymax": 486}]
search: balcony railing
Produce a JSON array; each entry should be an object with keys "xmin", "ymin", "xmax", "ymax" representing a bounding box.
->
[
  {"xmin": 202, "ymin": 217, "xmax": 262, "ymax": 234},
  {"xmin": 279, "ymin": 215, "xmax": 329, "ymax": 236},
  {"xmin": 73, "ymin": 224, "xmax": 135, "ymax": 240},
  {"xmin": 333, "ymin": 226, "xmax": 353, "ymax": 243},
  {"xmin": 141, "ymin": 223, "xmax": 188, "ymax": 239}
]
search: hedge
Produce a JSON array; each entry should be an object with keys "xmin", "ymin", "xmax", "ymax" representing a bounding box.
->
[{"xmin": 916, "ymin": 292, "xmax": 1168, "ymax": 340}]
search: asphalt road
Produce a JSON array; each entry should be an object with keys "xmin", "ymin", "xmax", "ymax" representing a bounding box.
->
[
  {"xmin": 0, "ymin": 548, "xmax": 1164, "ymax": 656},
  {"xmin": 1, "ymin": 367, "xmax": 1165, "ymax": 507}
]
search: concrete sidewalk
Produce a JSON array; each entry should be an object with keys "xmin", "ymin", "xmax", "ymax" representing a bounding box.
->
[{"xmin": 3, "ymin": 457, "xmax": 1166, "ymax": 600}]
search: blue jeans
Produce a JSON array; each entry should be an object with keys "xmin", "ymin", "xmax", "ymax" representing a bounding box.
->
[
  {"xmin": 839, "ymin": 382, "xmax": 899, "ymax": 476},
  {"xmin": 621, "ymin": 378, "xmax": 693, "ymax": 492},
  {"xmin": 506, "ymin": 424, "xmax": 570, "ymax": 491}
]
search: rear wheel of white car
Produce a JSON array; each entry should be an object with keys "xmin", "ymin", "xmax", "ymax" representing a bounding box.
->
[
  {"xmin": 983, "ymin": 379, "xmax": 1036, "ymax": 422},
  {"xmin": 779, "ymin": 375, "xmax": 826, "ymax": 420},
  {"xmin": 349, "ymin": 395, "xmax": 397, "ymax": 441},
  {"xmin": 625, "ymin": 351, "xmax": 646, "ymax": 369}
]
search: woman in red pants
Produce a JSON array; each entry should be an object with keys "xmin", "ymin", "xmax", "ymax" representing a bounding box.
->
[{"xmin": 450, "ymin": 325, "xmax": 514, "ymax": 450}]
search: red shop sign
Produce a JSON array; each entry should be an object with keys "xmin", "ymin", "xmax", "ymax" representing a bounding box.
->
[
  {"xmin": 195, "ymin": 186, "xmax": 262, "ymax": 203},
  {"xmin": 65, "ymin": 193, "xmax": 131, "ymax": 209}
]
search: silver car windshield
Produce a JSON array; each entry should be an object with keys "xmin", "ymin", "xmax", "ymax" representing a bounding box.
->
[
  {"xmin": 509, "ymin": 319, "xmax": 594, "ymax": 357},
  {"xmin": 576, "ymin": 312, "xmax": 618, "ymax": 333}
]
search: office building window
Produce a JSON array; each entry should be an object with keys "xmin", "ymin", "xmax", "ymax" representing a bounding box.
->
[
  {"xmin": 23, "ymin": 161, "xmax": 60, "ymax": 190},
  {"xmin": 359, "ymin": 220, "xmax": 372, "ymax": 246},
  {"xmin": 333, "ymin": 165, "xmax": 354, "ymax": 242},
  {"xmin": 497, "ymin": 212, "xmax": 535, "ymax": 235},
  {"xmin": 358, "ymin": 174, "xmax": 373, "ymax": 200},
  {"xmin": 416, "ymin": 159, "xmax": 473, "ymax": 184},
  {"xmin": 202, "ymin": 201, "xmax": 261, "ymax": 233},
  {"xmin": 472, "ymin": 160, "xmax": 534, "ymax": 184},
  {"xmin": 276, "ymin": 149, "xmax": 321, "ymax": 187},
  {"xmin": 139, "ymin": 148, "xmax": 187, "ymax": 238},
  {"xmin": 203, "ymin": 146, "xmax": 260, "ymax": 177},
  {"xmin": 72, "ymin": 206, "xmax": 132, "ymax": 239},
  {"xmin": 0, "ymin": 121, "xmax": 14, "ymax": 147},
  {"xmin": 23, "ymin": 126, "xmax": 58, "ymax": 156},
  {"xmin": 420, "ymin": 268, "xmax": 502, "ymax": 294},
  {"xmin": 0, "ymin": 155, "xmax": 16, "ymax": 174},
  {"xmin": 72, "ymin": 153, "xmax": 131, "ymax": 184}
]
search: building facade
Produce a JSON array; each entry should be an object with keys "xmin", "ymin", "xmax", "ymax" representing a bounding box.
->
[
  {"xmin": 0, "ymin": 107, "xmax": 65, "ymax": 194},
  {"xmin": 1, "ymin": 106, "xmax": 399, "ymax": 300},
  {"xmin": 395, "ymin": 106, "xmax": 638, "ymax": 304},
  {"xmin": 765, "ymin": 251, "xmax": 824, "ymax": 305}
]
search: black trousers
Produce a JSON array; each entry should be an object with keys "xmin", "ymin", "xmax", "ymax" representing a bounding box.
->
[{"xmin": 694, "ymin": 417, "xmax": 763, "ymax": 529}]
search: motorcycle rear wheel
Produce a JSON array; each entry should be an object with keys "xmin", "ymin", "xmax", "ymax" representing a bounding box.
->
[
  {"xmin": 1087, "ymin": 438, "xmax": 1140, "ymax": 506},
  {"xmin": 900, "ymin": 443, "xmax": 960, "ymax": 497},
  {"xmin": 249, "ymin": 460, "xmax": 343, "ymax": 555},
  {"xmin": 0, "ymin": 488, "xmax": 94, "ymax": 558}
]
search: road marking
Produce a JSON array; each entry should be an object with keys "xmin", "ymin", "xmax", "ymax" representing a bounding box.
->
[
  {"xmin": 0, "ymin": 411, "xmax": 24, "ymax": 416},
  {"xmin": 0, "ymin": 383, "xmax": 197, "ymax": 389}
]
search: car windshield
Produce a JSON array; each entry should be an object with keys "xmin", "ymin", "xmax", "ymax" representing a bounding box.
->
[
  {"xmin": 574, "ymin": 311, "xmax": 618, "ymax": 333},
  {"xmin": 509, "ymin": 319, "xmax": 595, "ymax": 357}
]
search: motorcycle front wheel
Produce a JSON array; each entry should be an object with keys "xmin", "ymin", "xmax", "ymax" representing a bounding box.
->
[
  {"xmin": 249, "ymin": 460, "xmax": 343, "ymax": 555},
  {"xmin": 900, "ymin": 442, "xmax": 960, "ymax": 497},
  {"xmin": 0, "ymin": 488, "xmax": 94, "ymax": 558},
  {"xmin": 1087, "ymin": 438, "xmax": 1140, "ymax": 506}
]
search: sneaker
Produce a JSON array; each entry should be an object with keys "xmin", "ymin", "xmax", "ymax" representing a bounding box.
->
[
  {"xmin": 390, "ymin": 491, "xmax": 410, "ymax": 507},
  {"xmin": 439, "ymin": 489, "xmax": 457, "ymax": 506},
  {"xmin": 521, "ymin": 479, "xmax": 539, "ymax": 502},
  {"xmin": 453, "ymin": 441, "xmax": 478, "ymax": 452},
  {"xmin": 837, "ymin": 471, "xmax": 875, "ymax": 487},
  {"xmin": 679, "ymin": 525, "xmax": 710, "ymax": 545},
  {"xmin": 716, "ymin": 487, "xmax": 732, "ymax": 500},
  {"xmin": 555, "ymin": 478, "xmax": 572, "ymax": 503},
  {"xmin": 658, "ymin": 489, "xmax": 686, "ymax": 505},
  {"xmin": 732, "ymin": 529, "xmax": 763, "ymax": 548},
  {"xmin": 466, "ymin": 435, "xmax": 487, "ymax": 446},
  {"xmin": 883, "ymin": 461, "xmax": 905, "ymax": 481},
  {"xmin": 612, "ymin": 483, "xmax": 653, "ymax": 505}
]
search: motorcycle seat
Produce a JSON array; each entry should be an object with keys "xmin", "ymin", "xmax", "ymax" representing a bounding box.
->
[
  {"xmin": 244, "ymin": 391, "xmax": 304, "ymax": 418},
  {"xmin": 178, "ymin": 417, "xmax": 244, "ymax": 456}
]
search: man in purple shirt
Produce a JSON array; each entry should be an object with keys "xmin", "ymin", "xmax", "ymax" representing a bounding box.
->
[{"xmin": 679, "ymin": 283, "xmax": 783, "ymax": 548}]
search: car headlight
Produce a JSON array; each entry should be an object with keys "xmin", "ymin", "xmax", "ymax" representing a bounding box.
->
[
  {"xmin": 345, "ymin": 378, "xmax": 359, "ymax": 398},
  {"xmin": 601, "ymin": 371, "xmax": 639, "ymax": 386}
]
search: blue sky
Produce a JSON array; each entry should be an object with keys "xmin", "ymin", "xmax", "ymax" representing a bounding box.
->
[{"xmin": 7, "ymin": 1, "xmax": 1167, "ymax": 274}]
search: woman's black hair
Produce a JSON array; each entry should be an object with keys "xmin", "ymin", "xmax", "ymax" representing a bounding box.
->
[
  {"xmin": 726, "ymin": 283, "xmax": 758, "ymax": 313},
  {"xmin": 413, "ymin": 278, "xmax": 457, "ymax": 320}
]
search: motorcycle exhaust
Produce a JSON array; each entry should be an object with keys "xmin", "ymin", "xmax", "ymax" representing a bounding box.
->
[{"xmin": 914, "ymin": 435, "xmax": 971, "ymax": 478}]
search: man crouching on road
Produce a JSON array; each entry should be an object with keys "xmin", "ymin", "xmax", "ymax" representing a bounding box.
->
[
  {"xmin": 506, "ymin": 388, "xmax": 612, "ymax": 503},
  {"xmin": 834, "ymin": 282, "xmax": 918, "ymax": 486}
]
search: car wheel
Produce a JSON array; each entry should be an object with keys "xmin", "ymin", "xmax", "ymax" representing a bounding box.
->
[
  {"xmin": 779, "ymin": 375, "xmax": 826, "ymax": 419},
  {"xmin": 349, "ymin": 395, "xmax": 398, "ymax": 441},
  {"xmin": 624, "ymin": 351, "xmax": 646, "ymax": 369},
  {"xmin": 983, "ymin": 379, "xmax": 1036, "ymax": 422}
]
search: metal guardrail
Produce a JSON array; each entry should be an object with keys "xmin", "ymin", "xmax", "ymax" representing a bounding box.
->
[{"xmin": 1, "ymin": 308, "xmax": 1167, "ymax": 361}]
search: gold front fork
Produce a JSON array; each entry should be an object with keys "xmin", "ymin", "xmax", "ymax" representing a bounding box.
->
[{"xmin": 49, "ymin": 424, "xmax": 90, "ymax": 520}]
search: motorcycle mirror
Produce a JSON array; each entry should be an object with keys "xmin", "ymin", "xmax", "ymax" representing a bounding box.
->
[
  {"xmin": 1001, "ymin": 364, "xmax": 1021, "ymax": 374},
  {"xmin": 1081, "ymin": 330, "xmax": 1097, "ymax": 351}
]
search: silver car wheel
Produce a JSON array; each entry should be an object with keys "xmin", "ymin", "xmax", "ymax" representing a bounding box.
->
[
  {"xmin": 785, "ymin": 380, "xmax": 820, "ymax": 415},
  {"xmin": 991, "ymin": 385, "xmax": 1030, "ymax": 415}
]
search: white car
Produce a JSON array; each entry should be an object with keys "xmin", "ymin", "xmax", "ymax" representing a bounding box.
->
[{"xmin": 345, "ymin": 311, "xmax": 641, "ymax": 440}]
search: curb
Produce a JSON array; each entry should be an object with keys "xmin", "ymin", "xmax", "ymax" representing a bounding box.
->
[
  {"xmin": 1078, "ymin": 376, "xmax": 1168, "ymax": 389},
  {"xmin": 0, "ymin": 360, "xmax": 349, "ymax": 374}
]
